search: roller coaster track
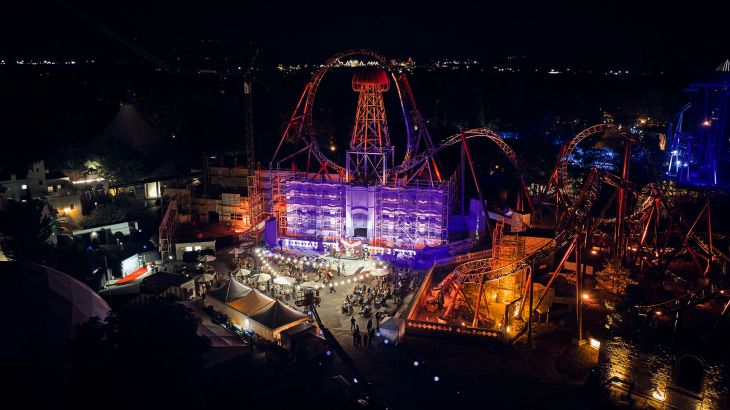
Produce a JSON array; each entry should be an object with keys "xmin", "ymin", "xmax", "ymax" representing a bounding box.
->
[
  {"xmin": 393, "ymin": 128, "xmax": 522, "ymax": 175},
  {"xmin": 275, "ymin": 49, "xmax": 424, "ymax": 176},
  {"xmin": 436, "ymin": 121, "xmax": 729, "ymax": 330},
  {"xmin": 436, "ymin": 168, "xmax": 603, "ymax": 312}
]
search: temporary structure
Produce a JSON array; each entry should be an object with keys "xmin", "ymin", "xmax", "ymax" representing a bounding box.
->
[
  {"xmin": 198, "ymin": 255, "xmax": 217, "ymax": 263},
  {"xmin": 228, "ymin": 248, "xmax": 245, "ymax": 256},
  {"xmin": 205, "ymin": 277, "xmax": 306, "ymax": 342},
  {"xmin": 370, "ymin": 269, "xmax": 389, "ymax": 277},
  {"xmin": 227, "ymin": 290, "xmax": 274, "ymax": 317},
  {"xmin": 249, "ymin": 300, "xmax": 308, "ymax": 340},
  {"xmin": 300, "ymin": 281, "xmax": 323, "ymax": 289},
  {"xmin": 253, "ymin": 273, "xmax": 272, "ymax": 283},
  {"xmin": 378, "ymin": 316, "xmax": 404, "ymax": 345},
  {"xmin": 273, "ymin": 276, "xmax": 296, "ymax": 286},
  {"xmin": 195, "ymin": 273, "xmax": 215, "ymax": 283}
]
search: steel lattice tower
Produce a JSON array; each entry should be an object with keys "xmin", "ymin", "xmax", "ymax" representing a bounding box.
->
[{"xmin": 346, "ymin": 69, "xmax": 394, "ymax": 185}]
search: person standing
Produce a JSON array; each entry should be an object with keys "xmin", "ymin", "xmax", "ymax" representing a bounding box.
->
[
  {"xmin": 350, "ymin": 316, "xmax": 356, "ymax": 331},
  {"xmin": 367, "ymin": 318, "xmax": 373, "ymax": 333},
  {"xmin": 368, "ymin": 328, "xmax": 374, "ymax": 348},
  {"xmin": 362, "ymin": 333, "xmax": 368, "ymax": 350}
]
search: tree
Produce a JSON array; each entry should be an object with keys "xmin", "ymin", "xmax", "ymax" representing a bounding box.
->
[
  {"xmin": 596, "ymin": 257, "xmax": 640, "ymax": 331},
  {"xmin": 81, "ymin": 204, "xmax": 127, "ymax": 228},
  {"xmin": 0, "ymin": 199, "xmax": 55, "ymax": 264},
  {"xmin": 595, "ymin": 256, "xmax": 637, "ymax": 296},
  {"xmin": 68, "ymin": 299, "xmax": 211, "ymax": 409}
]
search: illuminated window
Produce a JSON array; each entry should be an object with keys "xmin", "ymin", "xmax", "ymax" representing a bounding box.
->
[
  {"xmin": 47, "ymin": 186, "xmax": 53, "ymax": 193},
  {"xmin": 194, "ymin": 246, "xmax": 202, "ymax": 251},
  {"xmin": 185, "ymin": 246, "xmax": 193, "ymax": 252},
  {"xmin": 21, "ymin": 184, "xmax": 27, "ymax": 190}
]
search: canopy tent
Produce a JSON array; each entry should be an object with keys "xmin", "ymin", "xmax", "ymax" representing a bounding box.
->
[
  {"xmin": 273, "ymin": 276, "xmax": 296, "ymax": 286},
  {"xmin": 198, "ymin": 255, "xmax": 217, "ymax": 263},
  {"xmin": 205, "ymin": 277, "xmax": 306, "ymax": 342},
  {"xmin": 249, "ymin": 300, "xmax": 308, "ymax": 340},
  {"xmin": 239, "ymin": 242, "xmax": 255, "ymax": 248},
  {"xmin": 300, "ymin": 281, "xmax": 323, "ymax": 289},
  {"xmin": 252, "ymin": 273, "xmax": 271, "ymax": 283},
  {"xmin": 228, "ymin": 248, "xmax": 245, "ymax": 256},
  {"xmin": 237, "ymin": 268, "xmax": 252, "ymax": 277},
  {"xmin": 378, "ymin": 316, "xmax": 404, "ymax": 345},
  {"xmin": 206, "ymin": 276, "xmax": 253, "ymax": 303},
  {"xmin": 227, "ymin": 290, "xmax": 274, "ymax": 316},
  {"xmin": 194, "ymin": 273, "xmax": 215, "ymax": 283},
  {"xmin": 370, "ymin": 269, "xmax": 389, "ymax": 277}
]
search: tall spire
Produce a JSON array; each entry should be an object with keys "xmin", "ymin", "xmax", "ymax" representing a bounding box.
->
[{"xmin": 346, "ymin": 68, "xmax": 393, "ymax": 185}]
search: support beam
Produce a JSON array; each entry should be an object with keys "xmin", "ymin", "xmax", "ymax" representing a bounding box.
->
[{"xmin": 461, "ymin": 131, "xmax": 492, "ymax": 241}]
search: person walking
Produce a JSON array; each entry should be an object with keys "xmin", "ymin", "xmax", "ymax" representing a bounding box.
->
[
  {"xmin": 350, "ymin": 316, "xmax": 356, "ymax": 331},
  {"xmin": 368, "ymin": 328, "xmax": 374, "ymax": 347},
  {"xmin": 367, "ymin": 318, "xmax": 373, "ymax": 333},
  {"xmin": 362, "ymin": 333, "xmax": 368, "ymax": 350}
]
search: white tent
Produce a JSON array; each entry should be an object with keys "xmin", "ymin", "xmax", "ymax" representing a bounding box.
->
[
  {"xmin": 273, "ymin": 276, "xmax": 296, "ymax": 286},
  {"xmin": 300, "ymin": 281, "xmax": 323, "ymax": 289},
  {"xmin": 253, "ymin": 273, "xmax": 272, "ymax": 283},
  {"xmin": 194, "ymin": 273, "xmax": 215, "ymax": 283},
  {"xmin": 370, "ymin": 269, "xmax": 389, "ymax": 277},
  {"xmin": 378, "ymin": 316, "xmax": 404, "ymax": 345},
  {"xmin": 228, "ymin": 248, "xmax": 245, "ymax": 256},
  {"xmin": 237, "ymin": 268, "xmax": 252, "ymax": 276},
  {"xmin": 198, "ymin": 255, "xmax": 217, "ymax": 263}
]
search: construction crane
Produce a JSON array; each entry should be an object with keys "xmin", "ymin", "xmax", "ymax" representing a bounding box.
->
[
  {"xmin": 294, "ymin": 290, "xmax": 389, "ymax": 409},
  {"xmin": 244, "ymin": 50, "xmax": 259, "ymax": 170},
  {"xmin": 56, "ymin": 1, "xmax": 173, "ymax": 73}
]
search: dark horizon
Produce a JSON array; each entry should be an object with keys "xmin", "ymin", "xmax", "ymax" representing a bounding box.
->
[{"xmin": 2, "ymin": 1, "xmax": 729, "ymax": 71}]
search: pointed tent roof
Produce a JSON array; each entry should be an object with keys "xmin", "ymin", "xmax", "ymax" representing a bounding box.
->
[
  {"xmin": 227, "ymin": 288, "xmax": 275, "ymax": 316},
  {"xmin": 717, "ymin": 59, "xmax": 730, "ymax": 72},
  {"xmin": 207, "ymin": 276, "xmax": 253, "ymax": 303},
  {"xmin": 98, "ymin": 103, "xmax": 162, "ymax": 155},
  {"xmin": 249, "ymin": 300, "xmax": 307, "ymax": 330}
]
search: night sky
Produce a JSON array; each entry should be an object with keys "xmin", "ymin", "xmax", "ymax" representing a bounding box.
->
[{"xmin": 2, "ymin": 0, "xmax": 728, "ymax": 69}]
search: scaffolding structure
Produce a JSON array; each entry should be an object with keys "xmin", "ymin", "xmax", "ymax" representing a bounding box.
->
[
  {"xmin": 374, "ymin": 178, "xmax": 449, "ymax": 249},
  {"xmin": 217, "ymin": 193, "xmax": 252, "ymax": 230},
  {"xmin": 282, "ymin": 174, "xmax": 346, "ymax": 241}
]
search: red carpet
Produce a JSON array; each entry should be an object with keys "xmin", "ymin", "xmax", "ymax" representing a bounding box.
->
[{"xmin": 115, "ymin": 266, "xmax": 148, "ymax": 285}]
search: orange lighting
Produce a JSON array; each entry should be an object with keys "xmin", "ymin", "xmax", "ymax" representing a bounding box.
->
[
  {"xmin": 702, "ymin": 119, "xmax": 712, "ymax": 127},
  {"xmin": 589, "ymin": 337, "xmax": 601, "ymax": 350},
  {"xmin": 582, "ymin": 292, "xmax": 589, "ymax": 300}
]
